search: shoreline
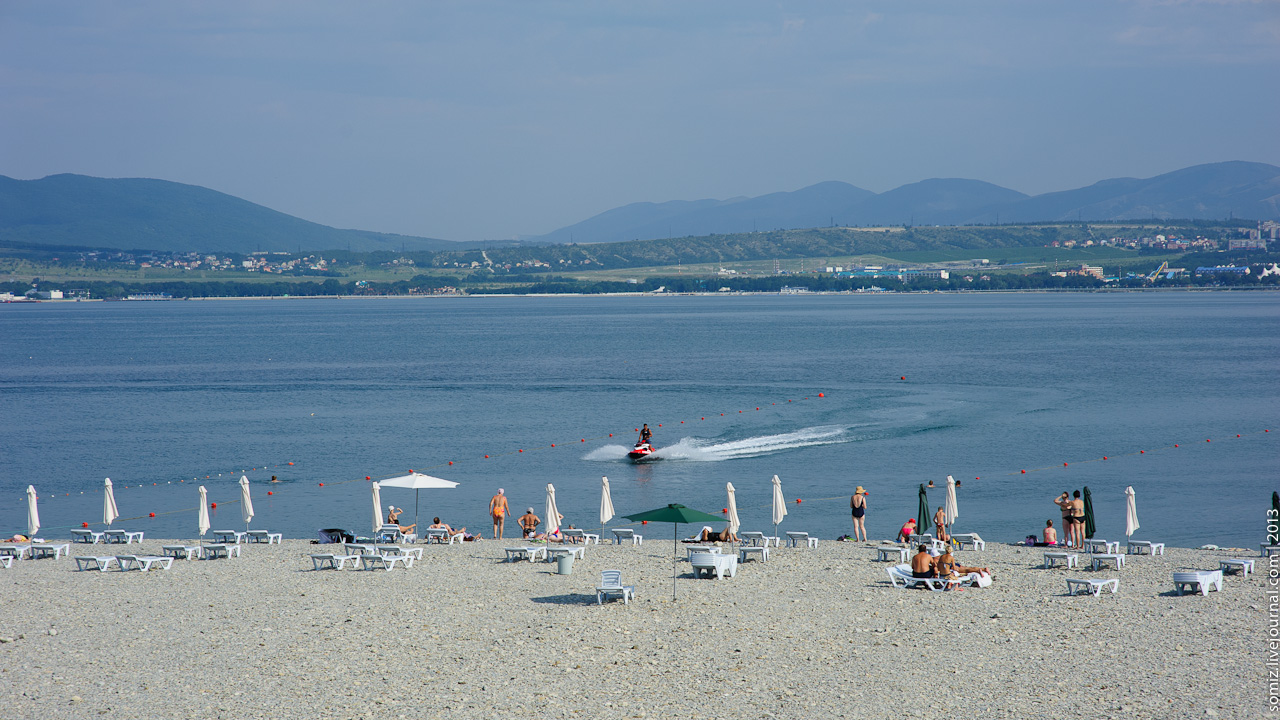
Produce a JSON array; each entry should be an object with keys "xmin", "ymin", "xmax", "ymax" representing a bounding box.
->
[
  {"xmin": 0, "ymin": 539, "xmax": 1263, "ymax": 718},
  {"xmin": 5, "ymin": 285, "xmax": 1278, "ymax": 304}
]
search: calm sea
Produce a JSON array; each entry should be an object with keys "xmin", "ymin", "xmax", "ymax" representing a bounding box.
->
[{"xmin": 1, "ymin": 293, "xmax": 1276, "ymax": 548}]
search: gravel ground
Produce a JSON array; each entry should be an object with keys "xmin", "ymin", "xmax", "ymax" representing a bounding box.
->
[{"xmin": 0, "ymin": 537, "xmax": 1268, "ymax": 719}]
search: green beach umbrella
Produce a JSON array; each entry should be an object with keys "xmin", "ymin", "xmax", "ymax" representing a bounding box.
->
[
  {"xmin": 916, "ymin": 484, "xmax": 931, "ymax": 537},
  {"xmin": 623, "ymin": 503, "xmax": 727, "ymax": 600},
  {"xmin": 1083, "ymin": 486, "xmax": 1096, "ymax": 540}
]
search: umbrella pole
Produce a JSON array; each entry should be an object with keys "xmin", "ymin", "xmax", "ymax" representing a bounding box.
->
[
  {"xmin": 414, "ymin": 490, "xmax": 420, "ymax": 533},
  {"xmin": 673, "ymin": 524, "xmax": 678, "ymax": 602}
]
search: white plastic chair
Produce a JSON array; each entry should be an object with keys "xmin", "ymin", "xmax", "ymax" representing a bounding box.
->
[{"xmin": 596, "ymin": 569, "xmax": 635, "ymax": 605}]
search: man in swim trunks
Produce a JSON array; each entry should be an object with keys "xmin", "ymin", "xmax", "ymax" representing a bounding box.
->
[
  {"xmin": 849, "ymin": 486, "xmax": 868, "ymax": 542},
  {"xmin": 638, "ymin": 424, "xmax": 652, "ymax": 445},
  {"xmin": 489, "ymin": 488, "xmax": 509, "ymax": 539},
  {"xmin": 518, "ymin": 508, "xmax": 540, "ymax": 538},
  {"xmin": 911, "ymin": 545, "xmax": 937, "ymax": 578},
  {"xmin": 933, "ymin": 506, "xmax": 949, "ymax": 543}
]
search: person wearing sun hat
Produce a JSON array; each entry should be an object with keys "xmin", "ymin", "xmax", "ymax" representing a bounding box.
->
[{"xmin": 849, "ymin": 486, "xmax": 869, "ymax": 542}]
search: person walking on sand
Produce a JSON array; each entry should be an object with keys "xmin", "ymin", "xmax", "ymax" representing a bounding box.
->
[
  {"xmin": 849, "ymin": 486, "xmax": 869, "ymax": 542},
  {"xmin": 489, "ymin": 488, "xmax": 510, "ymax": 539}
]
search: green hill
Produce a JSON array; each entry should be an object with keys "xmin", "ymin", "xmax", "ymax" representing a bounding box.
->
[{"xmin": 0, "ymin": 174, "xmax": 462, "ymax": 253}]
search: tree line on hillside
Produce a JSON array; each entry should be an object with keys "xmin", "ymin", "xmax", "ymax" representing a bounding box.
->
[{"xmin": 7, "ymin": 263, "xmax": 1276, "ymax": 300}]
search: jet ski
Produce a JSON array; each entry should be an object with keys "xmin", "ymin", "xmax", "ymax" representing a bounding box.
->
[{"xmin": 627, "ymin": 442, "xmax": 657, "ymax": 461}]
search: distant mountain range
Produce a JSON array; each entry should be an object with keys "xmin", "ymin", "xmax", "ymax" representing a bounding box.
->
[
  {"xmin": 528, "ymin": 161, "xmax": 1280, "ymax": 244},
  {"xmin": 0, "ymin": 174, "xmax": 464, "ymax": 253},
  {"xmin": 1, "ymin": 162, "xmax": 1276, "ymax": 254}
]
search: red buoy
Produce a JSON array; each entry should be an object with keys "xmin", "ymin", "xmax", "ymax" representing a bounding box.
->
[
  {"xmin": 1139, "ymin": 450, "xmax": 1144, "ymax": 454},
  {"xmin": 1102, "ymin": 456, "xmax": 1108, "ymax": 460},
  {"xmin": 818, "ymin": 393, "xmax": 824, "ymax": 397},
  {"xmin": 722, "ymin": 508, "xmax": 727, "ymax": 513},
  {"xmin": 900, "ymin": 376, "xmax": 905, "ymax": 380},
  {"xmin": 149, "ymin": 512, "xmax": 155, "ymax": 517},
  {"xmin": 318, "ymin": 483, "xmax": 324, "ymax": 486},
  {"xmin": 288, "ymin": 462, "xmax": 294, "ymax": 465},
  {"xmin": 1063, "ymin": 462, "xmax": 1068, "ymax": 467},
  {"xmin": 1021, "ymin": 470, "xmax": 1026, "ymax": 474},
  {"xmin": 795, "ymin": 498, "xmax": 802, "ymax": 504},
  {"xmin": 484, "ymin": 455, "xmax": 489, "ymax": 459},
  {"xmin": 366, "ymin": 476, "xmax": 371, "ymax": 480},
  {"xmin": 267, "ymin": 491, "xmax": 273, "ymax": 496},
  {"xmin": 642, "ymin": 520, "xmax": 648, "ymax": 525},
  {"xmin": 550, "ymin": 444, "xmax": 555, "ymax": 447},
  {"xmin": 82, "ymin": 522, "xmax": 89, "ymax": 528},
  {"xmin": 518, "ymin": 449, "xmax": 523, "ymax": 453},
  {"xmin": 211, "ymin": 503, "xmax": 216, "ymax": 509},
  {"xmin": 1206, "ymin": 439, "xmax": 1211, "ymax": 442},
  {"xmin": 448, "ymin": 461, "xmax": 453, "ymax": 465},
  {"xmin": 1174, "ymin": 444, "xmax": 1179, "ymax": 448}
]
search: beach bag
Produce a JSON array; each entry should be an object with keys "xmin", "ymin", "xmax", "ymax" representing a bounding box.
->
[{"xmin": 1025, "ymin": 535, "xmax": 1037, "ymax": 546}]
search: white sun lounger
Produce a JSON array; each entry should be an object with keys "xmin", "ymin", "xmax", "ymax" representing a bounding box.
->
[
  {"xmin": 200, "ymin": 544, "xmax": 241, "ymax": 560},
  {"xmin": 1043, "ymin": 552, "xmax": 1078, "ymax": 569},
  {"xmin": 0, "ymin": 556, "xmax": 12, "ymax": 569},
  {"xmin": 0, "ymin": 545, "xmax": 32, "ymax": 561},
  {"xmin": 423, "ymin": 528, "xmax": 449, "ymax": 544},
  {"xmin": 1219, "ymin": 558, "xmax": 1255, "ymax": 578},
  {"xmin": 74, "ymin": 556, "xmax": 118, "ymax": 572},
  {"xmin": 1173, "ymin": 570, "xmax": 1223, "ymax": 596},
  {"xmin": 876, "ymin": 546, "xmax": 909, "ymax": 562},
  {"xmin": 785, "ymin": 531, "xmax": 818, "ymax": 548},
  {"xmin": 1127, "ymin": 540, "xmax": 1165, "ymax": 555},
  {"xmin": 690, "ymin": 552, "xmax": 738, "ymax": 579},
  {"xmin": 950, "ymin": 533, "xmax": 985, "ymax": 551},
  {"xmin": 505, "ymin": 546, "xmax": 548, "ymax": 563},
  {"xmin": 886, "ymin": 564, "xmax": 948, "ymax": 591},
  {"xmin": 103, "ymin": 530, "xmax": 144, "ymax": 544},
  {"xmin": 310, "ymin": 554, "xmax": 360, "ymax": 570},
  {"xmin": 1084, "ymin": 538, "xmax": 1120, "ymax": 554},
  {"xmin": 611, "ymin": 528, "xmax": 643, "ymax": 545},
  {"xmin": 1260, "ymin": 544, "xmax": 1280, "ymax": 557},
  {"xmin": 211, "ymin": 530, "xmax": 246, "ymax": 544},
  {"xmin": 70, "ymin": 530, "xmax": 103, "ymax": 544},
  {"xmin": 1091, "ymin": 553, "xmax": 1125, "ymax": 570},
  {"xmin": 738, "ymin": 531, "xmax": 777, "ymax": 547},
  {"xmin": 30, "ymin": 543, "xmax": 70, "ymax": 560},
  {"xmin": 161, "ymin": 545, "xmax": 201, "ymax": 560},
  {"xmin": 685, "ymin": 544, "xmax": 721, "ymax": 559},
  {"xmin": 1066, "ymin": 578, "xmax": 1119, "ymax": 596},
  {"xmin": 548, "ymin": 546, "xmax": 586, "ymax": 562},
  {"xmin": 739, "ymin": 546, "xmax": 770, "ymax": 563},
  {"xmin": 360, "ymin": 553, "xmax": 414, "ymax": 571},
  {"xmin": 115, "ymin": 555, "xmax": 174, "ymax": 572},
  {"xmin": 596, "ymin": 569, "xmax": 634, "ymax": 605},
  {"xmin": 561, "ymin": 529, "xmax": 599, "ymax": 544},
  {"xmin": 374, "ymin": 545, "xmax": 423, "ymax": 561},
  {"xmin": 245, "ymin": 531, "xmax": 282, "ymax": 544}
]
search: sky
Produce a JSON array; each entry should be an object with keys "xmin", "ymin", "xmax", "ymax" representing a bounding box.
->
[{"xmin": 2, "ymin": 1, "xmax": 1278, "ymax": 241}]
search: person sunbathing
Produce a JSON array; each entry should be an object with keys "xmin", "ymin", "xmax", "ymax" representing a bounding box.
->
[
  {"xmin": 429, "ymin": 517, "xmax": 467, "ymax": 540},
  {"xmin": 386, "ymin": 506, "xmax": 416, "ymax": 535},
  {"xmin": 936, "ymin": 548, "xmax": 992, "ymax": 580},
  {"xmin": 699, "ymin": 527, "xmax": 738, "ymax": 543},
  {"xmin": 910, "ymin": 545, "xmax": 936, "ymax": 578}
]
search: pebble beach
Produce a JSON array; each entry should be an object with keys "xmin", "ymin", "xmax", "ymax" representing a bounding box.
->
[{"xmin": 0, "ymin": 537, "xmax": 1266, "ymax": 719}]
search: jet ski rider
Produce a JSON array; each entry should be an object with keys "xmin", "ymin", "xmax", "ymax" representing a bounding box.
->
[{"xmin": 638, "ymin": 424, "xmax": 652, "ymax": 446}]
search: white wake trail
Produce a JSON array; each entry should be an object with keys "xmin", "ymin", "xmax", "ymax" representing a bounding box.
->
[{"xmin": 582, "ymin": 425, "xmax": 858, "ymax": 463}]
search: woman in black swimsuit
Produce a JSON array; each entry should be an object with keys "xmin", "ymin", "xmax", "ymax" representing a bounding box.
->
[{"xmin": 850, "ymin": 486, "xmax": 868, "ymax": 542}]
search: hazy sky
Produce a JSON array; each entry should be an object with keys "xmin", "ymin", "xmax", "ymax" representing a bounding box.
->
[{"xmin": 2, "ymin": 2, "xmax": 1277, "ymax": 241}]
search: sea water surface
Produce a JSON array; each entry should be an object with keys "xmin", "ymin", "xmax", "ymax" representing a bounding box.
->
[{"xmin": 1, "ymin": 293, "xmax": 1276, "ymax": 548}]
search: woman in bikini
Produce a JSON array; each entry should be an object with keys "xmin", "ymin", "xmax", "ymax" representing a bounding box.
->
[{"xmin": 1054, "ymin": 492, "xmax": 1076, "ymax": 549}]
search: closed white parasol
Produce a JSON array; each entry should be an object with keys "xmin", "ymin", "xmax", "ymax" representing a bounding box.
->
[
  {"xmin": 103, "ymin": 478, "xmax": 119, "ymax": 529},
  {"xmin": 600, "ymin": 476, "xmax": 615, "ymax": 525}
]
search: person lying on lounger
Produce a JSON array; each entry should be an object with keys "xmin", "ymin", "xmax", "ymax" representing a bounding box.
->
[
  {"xmin": 429, "ymin": 517, "xmax": 468, "ymax": 540},
  {"xmin": 910, "ymin": 545, "xmax": 937, "ymax": 578},
  {"xmin": 935, "ymin": 548, "xmax": 991, "ymax": 580},
  {"xmin": 699, "ymin": 526, "xmax": 738, "ymax": 543}
]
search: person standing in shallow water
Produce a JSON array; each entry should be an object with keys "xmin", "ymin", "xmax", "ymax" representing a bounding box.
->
[
  {"xmin": 849, "ymin": 486, "xmax": 868, "ymax": 542},
  {"xmin": 489, "ymin": 488, "xmax": 509, "ymax": 539}
]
